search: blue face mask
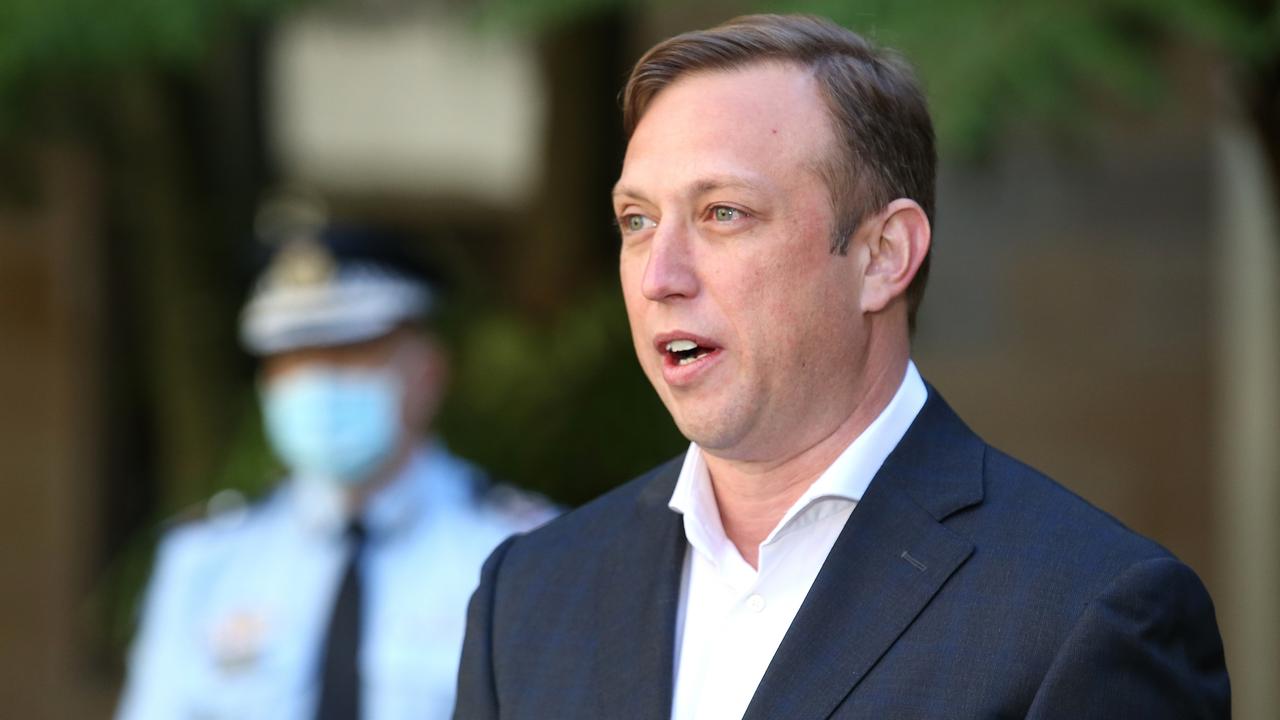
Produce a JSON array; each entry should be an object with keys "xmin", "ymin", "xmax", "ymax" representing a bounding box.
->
[{"xmin": 261, "ymin": 367, "xmax": 403, "ymax": 487}]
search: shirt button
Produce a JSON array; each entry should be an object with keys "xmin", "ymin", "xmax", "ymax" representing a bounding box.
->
[{"xmin": 746, "ymin": 593, "xmax": 766, "ymax": 613}]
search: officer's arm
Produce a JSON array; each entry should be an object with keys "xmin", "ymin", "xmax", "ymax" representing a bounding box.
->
[
  {"xmin": 454, "ymin": 535, "xmax": 518, "ymax": 720},
  {"xmin": 1026, "ymin": 556, "xmax": 1230, "ymax": 719},
  {"xmin": 115, "ymin": 529, "xmax": 204, "ymax": 720}
]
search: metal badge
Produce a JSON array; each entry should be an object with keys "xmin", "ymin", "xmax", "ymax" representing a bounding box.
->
[
  {"xmin": 209, "ymin": 609, "xmax": 270, "ymax": 673},
  {"xmin": 267, "ymin": 238, "xmax": 337, "ymax": 290}
]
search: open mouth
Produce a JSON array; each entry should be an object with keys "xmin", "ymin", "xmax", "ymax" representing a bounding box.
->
[{"xmin": 664, "ymin": 338, "xmax": 717, "ymax": 366}]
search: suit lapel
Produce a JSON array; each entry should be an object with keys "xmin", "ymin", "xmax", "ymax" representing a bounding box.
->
[
  {"xmin": 743, "ymin": 389, "xmax": 985, "ymax": 720},
  {"xmin": 588, "ymin": 458, "xmax": 687, "ymax": 719}
]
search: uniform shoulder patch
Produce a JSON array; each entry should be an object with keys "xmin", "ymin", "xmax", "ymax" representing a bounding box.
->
[
  {"xmin": 162, "ymin": 487, "xmax": 260, "ymax": 534},
  {"xmin": 479, "ymin": 482, "xmax": 560, "ymax": 531}
]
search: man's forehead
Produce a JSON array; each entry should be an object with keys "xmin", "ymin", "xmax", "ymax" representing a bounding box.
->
[{"xmin": 616, "ymin": 63, "xmax": 834, "ymax": 193}]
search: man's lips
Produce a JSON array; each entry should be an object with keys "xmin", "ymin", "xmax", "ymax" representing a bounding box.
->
[{"xmin": 653, "ymin": 332, "xmax": 723, "ymax": 384}]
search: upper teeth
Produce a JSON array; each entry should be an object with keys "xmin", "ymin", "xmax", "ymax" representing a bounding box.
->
[{"xmin": 666, "ymin": 339, "xmax": 698, "ymax": 353}]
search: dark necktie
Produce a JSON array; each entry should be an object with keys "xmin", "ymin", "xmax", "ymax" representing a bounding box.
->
[{"xmin": 316, "ymin": 520, "xmax": 367, "ymax": 720}]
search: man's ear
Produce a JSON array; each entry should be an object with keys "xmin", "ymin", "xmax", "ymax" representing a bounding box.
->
[
  {"xmin": 400, "ymin": 334, "xmax": 449, "ymax": 431},
  {"xmin": 859, "ymin": 198, "xmax": 931, "ymax": 314}
]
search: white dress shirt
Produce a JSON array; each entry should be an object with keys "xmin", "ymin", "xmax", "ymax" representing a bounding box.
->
[{"xmin": 668, "ymin": 361, "xmax": 928, "ymax": 720}]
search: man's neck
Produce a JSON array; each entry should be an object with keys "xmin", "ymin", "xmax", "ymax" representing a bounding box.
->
[
  {"xmin": 346, "ymin": 438, "xmax": 417, "ymax": 515},
  {"xmin": 703, "ymin": 356, "xmax": 907, "ymax": 568}
]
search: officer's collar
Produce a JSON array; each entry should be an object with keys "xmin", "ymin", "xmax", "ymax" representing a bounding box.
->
[{"xmin": 290, "ymin": 440, "xmax": 466, "ymax": 539}]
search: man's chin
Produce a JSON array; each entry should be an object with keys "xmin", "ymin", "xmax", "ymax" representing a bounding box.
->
[{"xmin": 670, "ymin": 410, "xmax": 748, "ymax": 455}]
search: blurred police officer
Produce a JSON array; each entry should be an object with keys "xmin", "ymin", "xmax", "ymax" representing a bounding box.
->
[{"xmin": 117, "ymin": 222, "xmax": 554, "ymax": 720}]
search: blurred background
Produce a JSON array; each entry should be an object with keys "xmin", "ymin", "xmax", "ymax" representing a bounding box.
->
[{"xmin": 0, "ymin": 0, "xmax": 1276, "ymax": 717}]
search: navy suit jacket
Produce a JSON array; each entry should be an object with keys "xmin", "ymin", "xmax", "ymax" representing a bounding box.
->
[{"xmin": 455, "ymin": 388, "xmax": 1229, "ymax": 719}]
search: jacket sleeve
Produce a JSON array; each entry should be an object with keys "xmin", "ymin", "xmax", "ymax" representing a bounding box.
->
[
  {"xmin": 1026, "ymin": 556, "xmax": 1230, "ymax": 719},
  {"xmin": 454, "ymin": 535, "xmax": 518, "ymax": 720}
]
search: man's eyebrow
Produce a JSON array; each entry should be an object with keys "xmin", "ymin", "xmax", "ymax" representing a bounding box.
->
[
  {"xmin": 689, "ymin": 176, "xmax": 764, "ymax": 195},
  {"xmin": 611, "ymin": 182, "xmax": 645, "ymax": 201}
]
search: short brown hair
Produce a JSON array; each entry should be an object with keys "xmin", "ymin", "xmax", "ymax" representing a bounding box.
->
[{"xmin": 622, "ymin": 14, "xmax": 936, "ymax": 330}]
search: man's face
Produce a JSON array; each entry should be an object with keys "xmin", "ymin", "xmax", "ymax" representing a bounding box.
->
[
  {"xmin": 256, "ymin": 326, "xmax": 446, "ymax": 489},
  {"xmin": 261, "ymin": 328, "xmax": 442, "ymax": 432},
  {"xmin": 615, "ymin": 62, "xmax": 875, "ymax": 462},
  {"xmin": 261, "ymin": 332, "xmax": 406, "ymax": 381}
]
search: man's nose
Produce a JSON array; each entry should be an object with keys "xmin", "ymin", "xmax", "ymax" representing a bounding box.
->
[{"xmin": 641, "ymin": 222, "xmax": 699, "ymax": 302}]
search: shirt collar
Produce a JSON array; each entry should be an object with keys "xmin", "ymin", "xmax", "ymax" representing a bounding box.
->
[
  {"xmin": 290, "ymin": 439, "xmax": 469, "ymax": 539},
  {"xmin": 668, "ymin": 360, "xmax": 928, "ymax": 560}
]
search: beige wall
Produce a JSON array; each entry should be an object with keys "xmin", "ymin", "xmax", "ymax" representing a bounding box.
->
[{"xmin": 918, "ymin": 123, "xmax": 1217, "ymax": 578}]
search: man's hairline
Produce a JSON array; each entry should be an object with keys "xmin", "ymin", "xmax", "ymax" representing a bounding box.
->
[{"xmin": 620, "ymin": 59, "xmax": 859, "ymax": 243}]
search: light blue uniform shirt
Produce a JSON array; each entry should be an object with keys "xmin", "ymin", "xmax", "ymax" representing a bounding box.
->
[{"xmin": 117, "ymin": 444, "xmax": 553, "ymax": 720}]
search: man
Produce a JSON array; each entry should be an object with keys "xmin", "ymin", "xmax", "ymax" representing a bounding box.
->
[
  {"xmin": 454, "ymin": 14, "xmax": 1229, "ymax": 720},
  {"xmin": 118, "ymin": 223, "xmax": 554, "ymax": 720}
]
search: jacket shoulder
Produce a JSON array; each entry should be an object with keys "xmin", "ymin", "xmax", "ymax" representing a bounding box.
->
[
  {"xmin": 957, "ymin": 444, "xmax": 1193, "ymax": 627},
  {"xmin": 984, "ymin": 446, "xmax": 1170, "ymax": 558}
]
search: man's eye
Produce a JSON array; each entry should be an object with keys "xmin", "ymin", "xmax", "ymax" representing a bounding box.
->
[
  {"xmin": 712, "ymin": 206, "xmax": 742, "ymax": 222},
  {"xmin": 621, "ymin": 214, "xmax": 656, "ymax": 233}
]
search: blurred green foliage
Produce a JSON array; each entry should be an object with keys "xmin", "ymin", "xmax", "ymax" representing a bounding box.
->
[
  {"xmin": 790, "ymin": 0, "xmax": 1272, "ymax": 154},
  {"xmin": 438, "ymin": 285, "xmax": 686, "ymax": 506},
  {"xmin": 0, "ymin": 0, "xmax": 305, "ymax": 133},
  {"xmin": 477, "ymin": 0, "xmax": 1275, "ymax": 154}
]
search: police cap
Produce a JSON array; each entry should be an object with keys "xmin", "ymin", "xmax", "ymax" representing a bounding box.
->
[{"xmin": 239, "ymin": 224, "xmax": 435, "ymax": 355}]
